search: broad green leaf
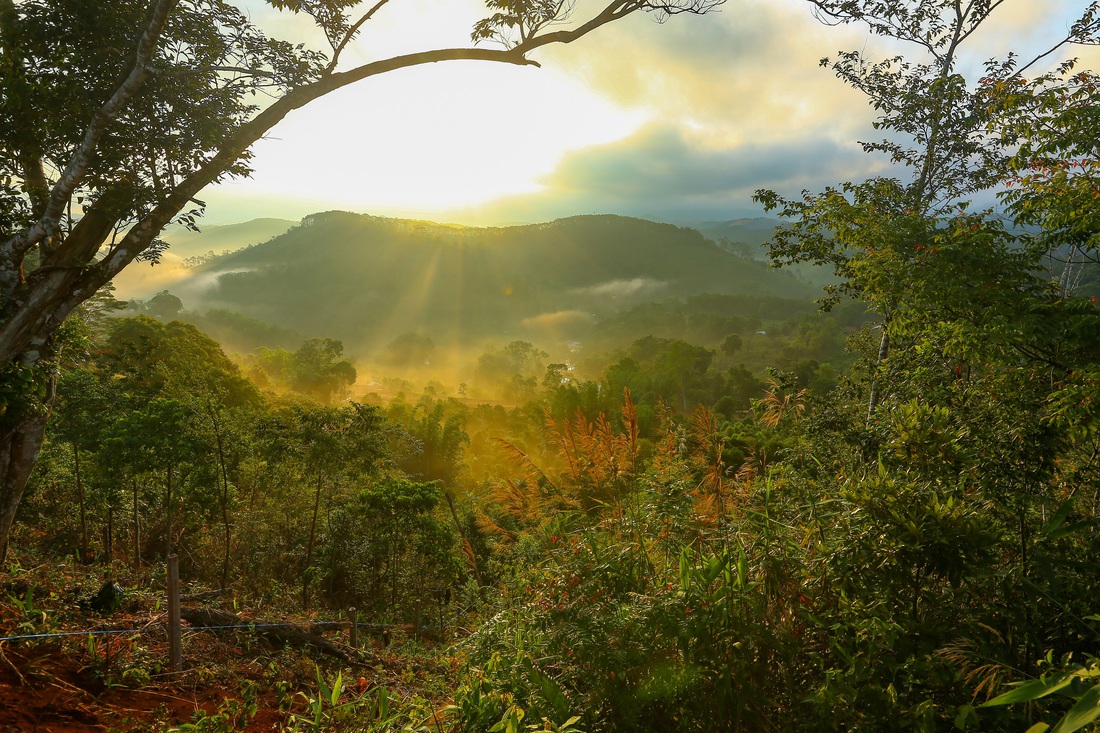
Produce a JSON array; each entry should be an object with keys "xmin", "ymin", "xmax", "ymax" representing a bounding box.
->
[
  {"xmin": 1041, "ymin": 498, "xmax": 1076, "ymax": 537},
  {"xmin": 1051, "ymin": 684, "xmax": 1100, "ymax": 733},
  {"xmin": 1047, "ymin": 520, "xmax": 1099, "ymax": 542},
  {"xmin": 522, "ymin": 656, "xmax": 571, "ymax": 721},
  {"xmin": 954, "ymin": 704, "xmax": 978, "ymax": 730},
  {"xmin": 982, "ymin": 674, "xmax": 1077, "ymax": 706}
]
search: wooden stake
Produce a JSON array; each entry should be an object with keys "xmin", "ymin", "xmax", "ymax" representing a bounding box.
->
[
  {"xmin": 167, "ymin": 554, "xmax": 182, "ymax": 672},
  {"xmin": 348, "ymin": 607, "xmax": 358, "ymax": 648}
]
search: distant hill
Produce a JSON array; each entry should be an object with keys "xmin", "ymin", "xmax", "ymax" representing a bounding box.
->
[
  {"xmin": 111, "ymin": 218, "xmax": 297, "ymax": 300},
  {"xmin": 168, "ymin": 212, "xmax": 815, "ymax": 357},
  {"xmin": 161, "ymin": 218, "xmax": 298, "ymax": 259},
  {"xmin": 694, "ymin": 217, "xmax": 780, "ymax": 259}
]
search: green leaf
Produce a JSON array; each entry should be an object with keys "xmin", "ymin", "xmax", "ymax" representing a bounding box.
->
[
  {"xmin": 1051, "ymin": 684, "xmax": 1100, "ymax": 733},
  {"xmin": 982, "ymin": 674, "xmax": 1077, "ymax": 706},
  {"xmin": 330, "ymin": 670, "xmax": 343, "ymax": 706},
  {"xmin": 1046, "ymin": 520, "xmax": 1099, "ymax": 542},
  {"xmin": 1042, "ymin": 498, "xmax": 1076, "ymax": 537},
  {"xmin": 522, "ymin": 656, "xmax": 571, "ymax": 722},
  {"xmin": 954, "ymin": 703, "xmax": 978, "ymax": 729},
  {"xmin": 1026, "ymin": 724, "xmax": 1051, "ymax": 733}
]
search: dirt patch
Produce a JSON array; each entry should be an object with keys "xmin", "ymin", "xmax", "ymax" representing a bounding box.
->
[{"xmin": 0, "ymin": 643, "xmax": 290, "ymax": 731}]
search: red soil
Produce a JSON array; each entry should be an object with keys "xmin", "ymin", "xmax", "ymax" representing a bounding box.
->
[{"xmin": 0, "ymin": 642, "xmax": 290, "ymax": 731}]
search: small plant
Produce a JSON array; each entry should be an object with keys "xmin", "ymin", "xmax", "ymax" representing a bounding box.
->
[
  {"xmin": 8, "ymin": 583, "xmax": 50, "ymax": 635},
  {"xmin": 488, "ymin": 703, "xmax": 586, "ymax": 733},
  {"xmin": 169, "ymin": 680, "xmax": 259, "ymax": 732},
  {"xmin": 285, "ymin": 666, "xmax": 401, "ymax": 732}
]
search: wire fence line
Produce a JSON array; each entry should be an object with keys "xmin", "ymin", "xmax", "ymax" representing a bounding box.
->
[{"xmin": 0, "ymin": 619, "xmax": 442, "ymax": 644}]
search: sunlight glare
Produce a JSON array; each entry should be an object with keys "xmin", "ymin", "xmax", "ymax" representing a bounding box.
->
[{"xmin": 231, "ymin": 62, "xmax": 644, "ymax": 214}]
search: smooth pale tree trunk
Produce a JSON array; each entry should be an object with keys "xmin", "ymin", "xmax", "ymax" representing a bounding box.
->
[
  {"xmin": 0, "ymin": 371, "xmax": 56, "ymax": 564},
  {"xmin": 866, "ymin": 314, "xmax": 891, "ymax": 420}
]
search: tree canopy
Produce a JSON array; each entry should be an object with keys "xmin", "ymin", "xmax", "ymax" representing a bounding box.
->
[{"xmin": 0, "ymin": 0, "xmax": 724, "ymax": 555}]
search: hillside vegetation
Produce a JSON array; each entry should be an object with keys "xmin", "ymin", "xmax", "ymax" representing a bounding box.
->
[{"xmin": 164, "ymin": 213, "xmax": 811, "ymax": 357}]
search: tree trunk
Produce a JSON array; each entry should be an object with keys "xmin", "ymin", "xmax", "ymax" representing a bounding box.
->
[
  {"xmin": 209, "ymin": 408, "xmax": 230, "ymax": 590},
  {"xmin": 302, "ymin": 468, "xmax": 323, "ymax": 611},
  {"xmin": 132, "ymin": 478, "xmax": 141, "ymax": 568},
  {"xmin": 0, "ymin": 368, "xmax": 57, "ymax": 563},
  {"xmin": 165, "ymin": 464, "xmax": 173, "ymax": 560},
  {"xmin": 73, "ymin": 440, "xmax": 87, "ymax": 563},
  {"xmin": 443, "ymin": 490, "xmax": 483, "ymax": 587},
  {"xmin": 866, "ymin": 319, "xmax": 890, "ymax": 419}
]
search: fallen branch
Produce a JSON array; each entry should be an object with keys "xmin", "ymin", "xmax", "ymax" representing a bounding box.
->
[
  {"xmin": 180, "ymin": 588, "xmax": 231, "ymax": 603},
  {"xmin": 0, "ymin": 642, "xmax": 26, "ymax": 685},
  {"xmin": 179, "ymin": 607, "xmax": 360, "ymax": 665}
]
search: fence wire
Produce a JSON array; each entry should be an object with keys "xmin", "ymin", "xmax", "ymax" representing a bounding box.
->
[{"xmin": 0, "ymin": 619, "xmax": 440, "ymax": 644}]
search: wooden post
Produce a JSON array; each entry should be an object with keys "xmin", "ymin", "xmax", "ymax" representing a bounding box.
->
[
  {"xmin": 348, "ymin": 607, "xmax": 358, "ymax": 648},
  {"xmin": 167, "ymin": 554, "xmax": 182, "ymax": 672}
]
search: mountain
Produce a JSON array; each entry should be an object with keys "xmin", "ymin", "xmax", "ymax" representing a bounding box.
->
[{"xmin": 168, "ymin": 212, "xmax": 816, "ymax": 357}]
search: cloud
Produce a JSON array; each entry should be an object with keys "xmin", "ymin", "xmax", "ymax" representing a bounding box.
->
[
  {"xmin": 540, "ymin": 0, "xmax": 876, "ymax": 144},
  {"xmin": 213, "ymin": 0, "xmax": 1096, "ymax": 228},
  {"xmin": 573, "ymin": 278, "xmax": 668, "ymax": 299},
  {"xmin": 462, "ymin": 121, "xmax": 885, "ymax": 223},
  {"xmin": 552, "ymin": 124, "xmax": 864, "ymax": 195}
]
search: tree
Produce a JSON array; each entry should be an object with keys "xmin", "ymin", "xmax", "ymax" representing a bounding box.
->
[
  {"xmin": 258, "ymin": 401, "xmax": 387, "ymax": 609},
  {"xmin": 747, "ymin": 3, "xmax": 1100, "ymax": 723},
  {"xmin": 51, "ymin": 368, "xmax": 110, "ymax": 563},
  {"xmin": 105, "ymin": 397, "xmax": 201, "ymax": 561},
  {"xmin": 145, "ymin": 290, "xmax": 184, "ymax": 320},
  {"xmin": 326, "ymin": 478, "xmax": 458, "ymax": 621},
  {"xmin": 0, "ymin": 0, "xmax": 723, "ymax": 554},
  {"xmin": 720, "ymin": 333, "xmax": 742, "ymax": 357},
  {"xmin": 755, "ymin": 1, "xmax": 1100, "ymax": 416},
  {"xmin": 288, "ymin": 338, "xmax": 356, "ymax": 404},
  {"xmin": 384, "ymin": 332, "xmax": 436, "ymax": 367}
]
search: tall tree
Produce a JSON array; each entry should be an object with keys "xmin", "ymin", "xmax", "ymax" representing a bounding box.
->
[
  {"xmin": 0, "ymin": 0, "xmax": 723, "ymax": 556},
  {"xmin": 755, "ymin": 0, "xmax": 1100, "ymax": 416}
]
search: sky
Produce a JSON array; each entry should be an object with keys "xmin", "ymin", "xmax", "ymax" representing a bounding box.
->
[{"xmin": 197, "ymin": 0, "xmax": 1100, "ymax": 226}]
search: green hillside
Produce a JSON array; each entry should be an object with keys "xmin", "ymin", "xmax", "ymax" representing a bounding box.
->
[{"xmin": 178, "ymin": 212, "xmax": 814, "ymax": 356}]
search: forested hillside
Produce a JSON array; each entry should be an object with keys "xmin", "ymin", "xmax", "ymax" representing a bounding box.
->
[{"xmin": 160, "ymin": 213, "xmax": 812, "ymax": 357}]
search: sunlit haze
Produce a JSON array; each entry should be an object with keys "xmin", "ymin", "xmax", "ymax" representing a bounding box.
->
[{"xmin": 186, "ymin": 0, "xmax": 1098, "ymax": 225}]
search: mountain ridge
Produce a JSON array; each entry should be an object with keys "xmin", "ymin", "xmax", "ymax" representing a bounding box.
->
[{"xmin": 161, "ymin": 211, "xmax": 812, "ymax": 357}]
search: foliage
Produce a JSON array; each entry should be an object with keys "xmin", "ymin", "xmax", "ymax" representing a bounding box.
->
[
  {"xmin": 5, "ymin": 3, "xmax": 1100, "ymax": 730},
  {"xmin": 326, "ymin": 478, "xmax": 459, "ymax": 621},
  {"xmin": 981, "ymin": 647, "xmax": 1100, "ymax": 733}
]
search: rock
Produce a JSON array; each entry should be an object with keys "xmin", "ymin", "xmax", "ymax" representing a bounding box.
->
[{"xmin": 84, "ymin": 581, "xmax": 125, "ymax": 614}]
